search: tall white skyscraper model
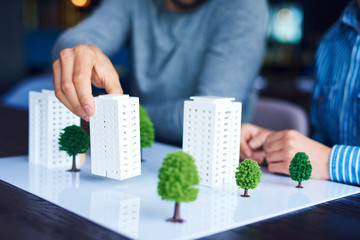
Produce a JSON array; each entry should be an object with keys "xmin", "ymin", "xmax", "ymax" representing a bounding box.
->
[
  {"xmin": 90, "ymin": 94, "xmax": 141, "ymax": 180},
  {"xmin": 29, "ymin": 90, "xmax": 81, "ymax": 168},
  {"xmin": 183, "ymin": 96, "xmax": 242, "ymax": 187}
]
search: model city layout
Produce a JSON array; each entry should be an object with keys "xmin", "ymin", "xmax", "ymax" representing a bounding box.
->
[{"xmin": 28, "ymin": 90, "xmax": 312, "ymax": 222}]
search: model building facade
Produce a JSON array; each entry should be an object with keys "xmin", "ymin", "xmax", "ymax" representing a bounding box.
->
[
  {"xmin": 29, "ymin": 90, "xmax": 80, "ymax": 168},
  {"xmin": 90, "ymin": 94, "xmax": 141, "ymax": 180},
  {"xmin": 183, "ymin": 96, "xmax": 242, "ymax": 187}
]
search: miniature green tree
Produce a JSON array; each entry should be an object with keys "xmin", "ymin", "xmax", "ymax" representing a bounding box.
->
[
  {"xmin": 140, "ymin": 104, "xmax": 155, "ymax": 149},
  {"xmin": 235, "ymin": 159, "xmax": 262, "ymax": 197},
  {"xmin": 289, "ymin": 152, "xmax": 312, "ymax": 188},
  {"xmin": 157, "ymin": 151, "xmax": 199, "ymax": 223},
  {"xmin": 59, "ymin": 125, "xmax": 89, "ymax": 172}
]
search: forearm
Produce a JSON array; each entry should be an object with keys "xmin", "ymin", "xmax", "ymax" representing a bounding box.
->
[
  {"xmin": 144, "ymin": 100, "xmax": 185, "ymax": 145},
  {"xmin": 329, "ymin": 145, "xmax": 360, "ymax": 185}
]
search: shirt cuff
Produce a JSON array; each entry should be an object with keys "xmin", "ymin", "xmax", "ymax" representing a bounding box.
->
[{"xmin": 329, "ymin": 145, "xmax": 360, "ymax": 185}]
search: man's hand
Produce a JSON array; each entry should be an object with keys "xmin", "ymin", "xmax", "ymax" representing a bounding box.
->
[
  {"xmin": 52, "ymin": 45, "xmax": 123, "ymax": 121},
  {"xmin": 263, "ymin": 130, "xmax": 331, "ymax": 180},
  {"xmin": 240, "ymin": 123, "xmax": 273, "ymax": 163}
]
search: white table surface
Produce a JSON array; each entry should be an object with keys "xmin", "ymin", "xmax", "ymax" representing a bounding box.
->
[{"xmin": 0, "ymin": 142, "xmax": 359, "ymax": 240}]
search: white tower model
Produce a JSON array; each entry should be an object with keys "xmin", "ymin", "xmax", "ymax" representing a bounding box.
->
[
  {"xmin": 29, "ymin": 90, "xmax": 81, "ymax": 168},
  {"xmin": 90, "ymin": 94, "xmax": 141, "ymax": 180},
  {"xmin": 182, "ymin": 96, "xmax": 242, "ymax": 187}
]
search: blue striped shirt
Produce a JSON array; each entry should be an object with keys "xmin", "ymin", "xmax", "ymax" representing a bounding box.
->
[{"xmin": 311, "ymin": 1, "xmax": 360, "ymax": 185}]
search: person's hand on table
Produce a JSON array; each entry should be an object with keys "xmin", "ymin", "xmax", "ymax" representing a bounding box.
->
[
  {"xmin": 52, "ymin": 45, "xmax": 123, "ymax": 121},
  {"xmin": 240, "ymin": 123, "xmax": 274, "ymax": 163},
  {"xmin": 263, "ymin": 130, "xmax": 331, "ymax": 180}
]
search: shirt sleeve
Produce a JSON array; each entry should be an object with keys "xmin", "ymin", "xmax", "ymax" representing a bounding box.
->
[
  {"xmin": 146, "ymin": 0, "xmax": 268, "ymax": 144},
  {"xmin": 329, "ymin": 145, "xmax": 360, "ymax": 185},
  {"xmin": 52, "ymin": 0, "xmax": 132, "ymax": 61}
]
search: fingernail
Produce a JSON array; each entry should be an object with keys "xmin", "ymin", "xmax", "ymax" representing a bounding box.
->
[
  {"xmin": 83, "ymin": 105, "xmax": 92, "ymax": 115},
  {"xmin": 82, "ymin": 114, "xmax": 89, "ymax": 122},
  {"xmin": 249, "ymin": 141, "xmax": 257, "ymax": 148}
]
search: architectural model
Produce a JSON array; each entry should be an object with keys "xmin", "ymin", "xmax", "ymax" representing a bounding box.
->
[
  {"xmin": 90, "ymin": 94, "xmax": 141, "ymax": 180},
  {"xmin": 183, "ymin": 96, "xmax": 242, "ymax": 187},
  {"xmin": 29, "ymin": 90, "xmax": 80, "ymax": 168}
]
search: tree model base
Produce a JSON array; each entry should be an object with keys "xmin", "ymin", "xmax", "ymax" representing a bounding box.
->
[
  {"xmin": 166, "ymin": 217, "xmax": 184, "ymax": 223},
  {"xmin": 241, "ymin": 194, "xmax": 250, "ymax": 198},
  {"xmin": 68, "ymin": 168, "xmax": 80, "ymax": 172},
  {"xmin": 296, "ymin": 186, "xmax": 303, "ymax": 188}
]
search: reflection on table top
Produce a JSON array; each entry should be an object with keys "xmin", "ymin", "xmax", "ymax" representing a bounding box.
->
[{"xmin": 0, "ymin": 142, "xmax": 359, "ymax": 240}]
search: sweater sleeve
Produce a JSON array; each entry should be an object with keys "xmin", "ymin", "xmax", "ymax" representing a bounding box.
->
[
  {"xmin": 146, "ymin": 0, "xmax": 268, "ymax": 144},
  {"xmin": 194, "ymin": 0, "xmax": 268, "ymax": 116},
  {"xmin": 329, "ymin": 145, "xmax": 360, "ymax": 185},
  {"xmin": 52, "ymin": 0, "xmax": 132, "ymax": 61}
]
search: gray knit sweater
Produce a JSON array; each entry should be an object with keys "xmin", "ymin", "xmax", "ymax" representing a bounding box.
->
[{"xmin": 53, "ymin": 0, "xmax": 268, "ymax": 144}]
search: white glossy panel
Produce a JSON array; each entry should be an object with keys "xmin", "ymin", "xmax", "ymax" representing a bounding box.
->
[{"xmin": 0, "ymin": 142, "xmax": 359, "ymax": 240}]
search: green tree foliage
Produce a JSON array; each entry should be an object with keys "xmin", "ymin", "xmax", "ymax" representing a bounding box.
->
[
  {"xmin": 140, "ymin": 105, "xmax": 155, "ymax": 148},
  {"xmin": 158, "ymin": 151, "xmax": 199, "ymax": 203},
  {"xmin": 235, "ymin": 159, "xmax": 262, "ymax": 196},
  {"xmin": 289, "ymin": 152, "xmax": 312, "ymax": 187},
  {"xmin": 59, "ymin": 125, "xmax": 89, "ymax": 157}
]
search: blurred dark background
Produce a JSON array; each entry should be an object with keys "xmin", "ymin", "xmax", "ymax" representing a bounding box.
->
[{"xmin": 0, "ymin": 0, "xmax": 351, "ymax": 111}]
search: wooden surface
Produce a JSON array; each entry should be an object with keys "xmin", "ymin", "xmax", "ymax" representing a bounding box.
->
[
  {"xmin": 0, "ymin": 105, "xmax": 359, "ymax": 240},
  {"xmin": 0, "ymin": 180, "xmax": 128, "ymax": 240}
]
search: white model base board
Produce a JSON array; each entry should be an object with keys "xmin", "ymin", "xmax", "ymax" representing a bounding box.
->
[{"xmin": 0, "ymin": 142, "xmax": 359, "ymax": 240}]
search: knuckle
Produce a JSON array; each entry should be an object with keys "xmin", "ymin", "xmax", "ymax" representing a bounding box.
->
[
  {"xmin": 73, "ymin": 105, "xmax": 84, "ymax": 115},
  {"xmin": 73, "ymin": 72, "xmax": 86, "ymax": 84},
  {"xmin": 284, "ymin": 139, "xmax": 292, "ymax": 148},
  {"xmin": 287, "ymin": 130, "xmax": 297, "ymax": 137},
  {"xmin": 78, "ymin": 95, "xmax": 89, "ymax": 105},
  {"xmin": 75, "ymin": 45, "xmax": 94, "ymax": 58},
  {"xmin": 59, "ymin": 48, "xmax": 73, "ymax": 61},
  {"xmin": 285, "ymin": 151, "xmax": 293, "ymax": 161},
  {"xmin": 61, "ymin": 82, "xmax": 72, "ymax": 93},
  {"xmin": 52, "ymin": 60, "xmax": 60, "ymax": 71},
  {"xmin": 54, "ymin": 90, "xmax": 63, "ymax": 100}
]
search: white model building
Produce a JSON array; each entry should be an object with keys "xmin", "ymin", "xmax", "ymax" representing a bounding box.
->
[
  {"xmin": 182, "ymin": 96, "xmax": 242, "ymax": 187},
  {"xmin": 29, "ymin": 90, "xmax": 81, "ymax": 168},
  {"xmin": 90, "ymin": 94, "xmax": 141, "ymax": 180}
]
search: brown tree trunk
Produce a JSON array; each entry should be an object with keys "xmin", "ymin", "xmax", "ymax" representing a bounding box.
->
[
  {"xmin": 68, "ymin": 155, "xmax": 80, "ymax": 172},
  {"xmin": 296, "ymin": 181, "xmax": 303, "ymax": 188},
  {"xmin": 166, "ymin": 202, "xmax": 184, "ymax": 223},
  {"xmin": 241, "ymin": 189, "xmax": 250, "ymax": 198}
]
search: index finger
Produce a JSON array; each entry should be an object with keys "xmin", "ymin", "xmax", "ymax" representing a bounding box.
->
[{"xmin": 73, "ymin": 46, "xmax": 96, "ymax": 116}]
